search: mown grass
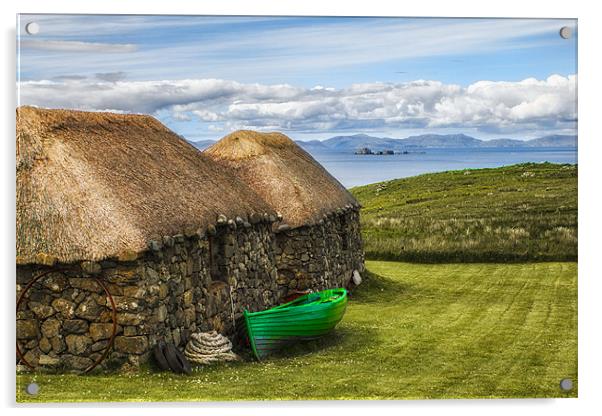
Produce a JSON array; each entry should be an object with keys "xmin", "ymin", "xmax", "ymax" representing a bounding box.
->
[
  {"xmin": 17, "ymin": 260, "xmax": 577, "ymax": 402},
  {"xmin": 351, "ymin": 163, "xmax": 577, "ymax": 262}
]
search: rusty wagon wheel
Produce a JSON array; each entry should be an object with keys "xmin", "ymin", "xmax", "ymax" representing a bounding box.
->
[{"xmin": 16, "ymin": 269, "xmax": 118, "ymax": 374}]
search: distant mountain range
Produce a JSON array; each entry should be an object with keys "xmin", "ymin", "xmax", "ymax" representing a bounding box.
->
[
  {"xmin": 190, "ymin": 133, "xmax": 577, "ymax": 153},
  {"xmin": 296, "ymin": 133, "xmax": 577, "ymax": 153},
  {"xmin": 189, "ymin": 139, "xmax": 217, "ymax": 150}
]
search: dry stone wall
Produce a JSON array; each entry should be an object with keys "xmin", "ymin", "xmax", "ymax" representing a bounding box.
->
[
  {"xmin": 16, "ymin": 210, "xmax": 364, "ymax": 373},
  {"xmin": 16, "ymin": 220, "xmax": 280, "ymax": 372},
  {"xmin": 274, "ymin": 208, "xmax": 364, "ymax": 294}
]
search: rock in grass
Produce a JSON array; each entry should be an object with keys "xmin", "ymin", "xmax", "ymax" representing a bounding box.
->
[{"xmin": 352, "ymin": 270, "xmax": 362, "ymax": 286}]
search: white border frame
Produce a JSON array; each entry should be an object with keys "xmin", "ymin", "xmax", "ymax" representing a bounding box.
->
[{"xmin": 2, "ymin": 1, "xmax": 599, "ymax": 415}]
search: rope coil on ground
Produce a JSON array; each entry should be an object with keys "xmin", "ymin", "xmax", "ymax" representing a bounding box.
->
[{"xmin": 184, "ymin": 331, "xmax": 239, "ymax": 365}]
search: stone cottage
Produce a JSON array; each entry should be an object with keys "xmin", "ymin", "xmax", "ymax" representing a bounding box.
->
[
  {"xmin": 206, "ymin": 130, "xmax": 365, "ymax": 295},
  {"xmin": 16, "ymin": 107, "xmax": 363, "ymax": 372}
]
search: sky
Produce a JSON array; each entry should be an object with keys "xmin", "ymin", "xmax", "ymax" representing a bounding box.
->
[{"xmin": 17, "ymin": 15, "xmax": 577, "ymax": 141}]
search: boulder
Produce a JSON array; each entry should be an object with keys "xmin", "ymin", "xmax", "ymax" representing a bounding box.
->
[
  {"xmin": 17, "ymin": 319, "xmax": 38, "ymax": 339},
  {"xmin": 123, "ymin": 326, "xmax": 137, "ymax": 336},
  {"xmin": 116, "ymin": 312, "xmax": 145, "ymax": 326},
  {"xmin": 112, "ymin": 296, "xmax": 141, "ymax": 312},
  {"xmin": 227, "ymin": 219, "xmax": 237, "ymax": 230},
  {"xmin": 114, "ymin": 336, "xmax": 148, "ymax": 354},
  {"xmin": 28, "ymin": 301, "xmax": 56, "ymax": 319},
  {"xmin": 149, "ymin": 240, "xmax": 162, "ymax": 252},
  {"xmin": 89, "ymin": 323, "xmax": 116, "ymax": 341},
  {"xmin": 69, "ymin": 278, "xmax": 100, "ymax": 292},
  {"xmin": 278, "ymin": 224, "xmax": 291, "ymax": 232},
  {"xmin": 122, "ymin": 285, "xmax": 146, "ymax": 299},
  {"xmin": 23, "ymin": 348, "xmax": 40, "ymax": 366},
  {"xmin": 89, "ymin": 340, "xmax": 109, "ymax": 352},
  {"xmin": 352, "ymin": 270, "xmax": 362, "ymax": 286},
  {"xmin": 65, "ymin": 334, "xmax": 92, "ymax": 355},
  {"xmin": 39, "ymin": 337, "xmax": 52, "ymax": 353},
  {"xmin": 155, "ymin": 305, "xmax": 168, "ymax": 322},
  {"xmin": 41, "ymin": 318, "xmax": 61, "ymax": 338},
  {"xmin": 183, "ymin": 290, "xmax": 193, "ymax": 306},
  {"xmin": 75, "ymin": 296, "xmax": 104, "ymax": 320},
  {"xmin": 63, "ymin": 355, "xmax": 93, "ymax": 371},
  {"xmin": 52, "ymin": 298, "xmax": 75, "ymax": 319},
  {"xmin": 80, "ymin": 261, "xmax": 102, "ymax": 275},
  {"xmin": 63, "ymin": 319, "xmax": 89, "ymax": 334},
  {"xmin": 38, "ymin": 354, "xmax": 61, "ymax": 367},
  {"xmin": 41, "ymin": 273, "xmax": 68, "ymax": 292},
  {"xmin": 50, "ymin": 336, "xmax": 66, "ymax": 354}
]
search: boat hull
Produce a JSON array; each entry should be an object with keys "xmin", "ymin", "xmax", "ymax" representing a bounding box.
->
[{"xmin": 244, "ymin": 288, "xmax": 348, "ymax": 360}]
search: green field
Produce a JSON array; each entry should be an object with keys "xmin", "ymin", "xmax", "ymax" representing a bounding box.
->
[
  {"xmin": 17, "ymin": 260, "xmax": 577, "ymax": 402},
  {"xmin": 351, "ymin": 163, "xmax": 577, "ymax": 262}
]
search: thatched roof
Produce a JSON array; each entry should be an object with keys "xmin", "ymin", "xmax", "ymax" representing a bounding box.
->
[
  {"xmin": 16, "ymin": 107, "xmax": 276, "ymax": 265},
  {"xmin": 205, "ymin": 130, "xmax": 358, "ymax": 229}
]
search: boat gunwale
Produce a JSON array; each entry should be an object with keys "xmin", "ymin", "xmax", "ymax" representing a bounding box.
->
[
  {"xmin": 246, "ymin": 303, "xmax": 347, "ymax": 321},
  {"xmin": 244, "ymin": 288, "xmax": 347, "ymax": 318}
]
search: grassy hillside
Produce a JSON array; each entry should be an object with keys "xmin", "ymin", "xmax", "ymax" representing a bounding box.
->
[
  {"xmin": 17, "ymin": 261, "xmax": 577, "ymax": 401},
  {"xmin": 351, "ymin": 163, "xmax": 577, "ymax": 262}
]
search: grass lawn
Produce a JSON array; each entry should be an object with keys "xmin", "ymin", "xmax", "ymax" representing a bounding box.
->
[
  {"xmin": 17, "ymin": 260, "xmax": 577, "ymax": 402},
  {"xmin": 351, "ymin": 163, "xmax": 577, "ymax": 262}
]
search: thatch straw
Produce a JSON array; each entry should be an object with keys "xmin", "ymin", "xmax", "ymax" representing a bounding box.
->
[
  {"xmin": 205, "ymin": 130, "xmax": 358, "ymax": 229},
  {"xmin": 16, "ymin": 107, "xmax": 275, "ymax": 265}
]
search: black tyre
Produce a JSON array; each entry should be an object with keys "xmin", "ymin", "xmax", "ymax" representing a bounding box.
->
[
  {"xmin": 164, "ymin": 343, "xmax": 192, "ymax": 375},
  {"xmin": 152, "ymin": 340, "xmax": 171, "ymax": 371}
]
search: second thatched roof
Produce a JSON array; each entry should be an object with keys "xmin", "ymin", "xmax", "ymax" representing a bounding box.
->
[
  {"xmin": 17, "ymin": 107, "xmax": 276, "ymax": 265},
  {"xmin": 205, "ymin": 130, "xmax": 358, "ymax": 229}
]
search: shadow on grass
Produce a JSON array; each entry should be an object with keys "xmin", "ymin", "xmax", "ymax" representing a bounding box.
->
[
  {"xmin": 263, "ymin": 324, "xmax": 379, "ymax": 361},
  {"xmin": 350, "ymin": 268, "xmax": 418, "ymax": 304}
]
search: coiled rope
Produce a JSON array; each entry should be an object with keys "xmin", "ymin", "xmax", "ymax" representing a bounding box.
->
[{"xmin": 184, "ymin": 331, "xmax": 239, "ymax": 365}]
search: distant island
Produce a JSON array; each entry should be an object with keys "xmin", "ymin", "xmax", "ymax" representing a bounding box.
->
[
  {"xmin": 355, "ymin": 147, "xmax": 395, "ymax": 155},
  {"xmin": 354, "ymin": 147, "xmax": 425, "ymax": 155},
  {"xmin": 190, "ymin": 133, "xmax": 577, "ymax": 153}
]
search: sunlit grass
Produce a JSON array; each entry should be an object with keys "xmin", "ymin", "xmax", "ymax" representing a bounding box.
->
[
  {"xmin": 351, "ymin": 163, "xmax": 577, "ymax": 262},
  {"xmin": 17, "ymin": 261, "xmax": 577, "ymax": 402}
]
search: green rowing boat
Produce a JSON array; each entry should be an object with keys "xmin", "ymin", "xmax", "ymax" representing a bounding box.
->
[{"xmin": 244, "ymin": 288, "xmax": 348, "ymax": 360}]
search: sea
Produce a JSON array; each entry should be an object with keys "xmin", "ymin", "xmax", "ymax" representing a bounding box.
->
[{"xmin": 309, "ymin": 147, "xmax": 578, "ymax": 188}]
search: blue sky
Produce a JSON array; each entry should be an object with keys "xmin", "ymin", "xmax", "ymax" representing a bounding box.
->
[{"xmin": 17, "ymin": 15, "xmax": 577, "ymax": 141}]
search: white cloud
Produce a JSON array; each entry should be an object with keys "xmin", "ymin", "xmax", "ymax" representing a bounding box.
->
[{"xmin": 18, "ymin": 74, "xmax": 576, "ymax": 136}]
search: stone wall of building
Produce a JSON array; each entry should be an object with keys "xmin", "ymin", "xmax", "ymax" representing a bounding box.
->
[
  {"xmin": 16, "ymin": 218, "xmax": 281, "ymax": 372},
  {"xmin": 273, "ymin": 207, "xmax": 364, "ymax": 295},
  {"xmin": 16, "ymin": 209, "xmax": 364, "ymax": 373}
]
